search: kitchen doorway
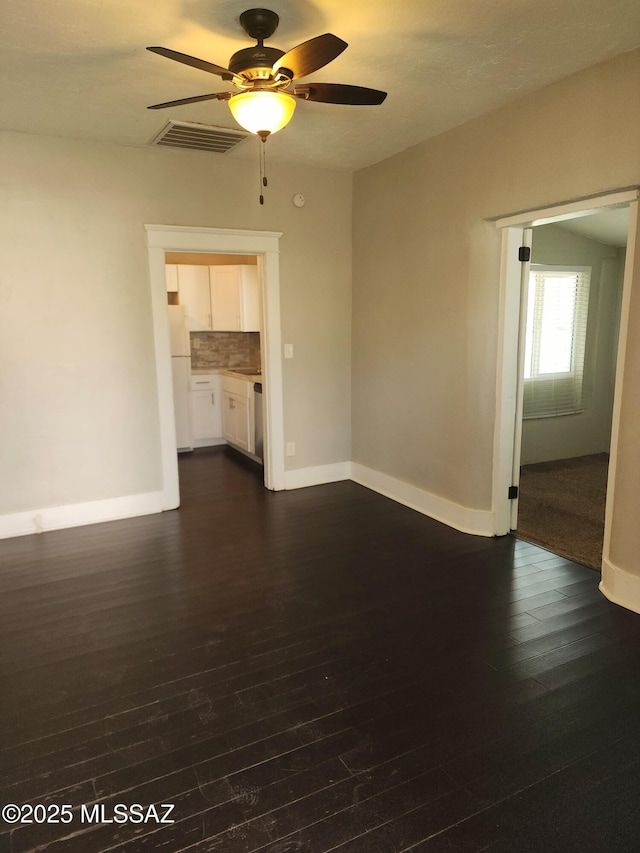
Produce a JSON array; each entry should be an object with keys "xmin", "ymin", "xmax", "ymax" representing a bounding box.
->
[
  {"xmin": 165, "ymin": 252, "xmax": 263, "ymax": 458},
  {"xmin": 145, "ymin": 225, "xmax": 285, "ymax": 511}
]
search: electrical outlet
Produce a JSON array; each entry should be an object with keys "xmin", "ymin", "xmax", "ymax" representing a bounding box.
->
[
  {"xmin": 286, "ymin": 442, "xmax": 296, "ymax": 457},
  {"xmin": 284, "ymin": 343, "xmax": 294, "ymax": 359}
]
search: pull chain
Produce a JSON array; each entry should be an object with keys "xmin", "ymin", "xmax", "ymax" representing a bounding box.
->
[{"xmin": 258, "ymin": 131, "xmax": 269, "ymax": 205}]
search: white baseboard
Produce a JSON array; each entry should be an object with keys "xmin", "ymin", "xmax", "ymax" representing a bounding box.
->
[
  {"xmin": 0, "ymin": 462, "xmax": 496, "ymax": 541},
  {"xmin": 0, "ymin": 491, "xmax": 167, "ymax": 539},
  {"xmin": 600, "ymin": 556, "xmax": 640, "ymax": 615},
  {"xmin": 193, "ymin": 437, "xmax": 226, "ymax": 448},
  {"xmin": 350, "ymin": 463, "xmax": 496, "ymax": 537},
  {"xmin": 284, "ymin": 462, "xmax": 351, "ymax": 490}
]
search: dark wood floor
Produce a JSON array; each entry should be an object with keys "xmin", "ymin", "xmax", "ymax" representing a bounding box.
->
[{"xmin": 2, "ymin": 447, "xmax": 640, "ymax": 853}]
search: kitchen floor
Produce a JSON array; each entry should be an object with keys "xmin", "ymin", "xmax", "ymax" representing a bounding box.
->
[{"xmin": 1, "ymin": 447, "xmax": 640, "ymax": 852}]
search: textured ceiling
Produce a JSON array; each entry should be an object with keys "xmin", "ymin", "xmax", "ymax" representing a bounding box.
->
[{"xmin": 2, "ymin": 0, "xmax": 640, "ymax": 171}]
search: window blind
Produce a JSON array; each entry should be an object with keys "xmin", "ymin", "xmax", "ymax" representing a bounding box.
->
[{"xmin": 523, "ymin": 265, "xmax": 591, "ymax": 419}]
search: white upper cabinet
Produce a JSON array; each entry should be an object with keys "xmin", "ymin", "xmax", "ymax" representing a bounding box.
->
[
  {"xmin": 210, "ymin": 265, "xmax": 261, "ymax": 332},
  {"xmin": 239, "ymin": 265, "xmax": 261, "ymax": 332},
  {"xmin": 172, "ymin": 263, "xmax": 260, "ymax": 332},
  {"xmin": 176, "ymin": 265, "xmax": 211, "ymax": 331},
  {"xmin": 210, "ymin": 266, "xmax": 242, "ymax": 330}
]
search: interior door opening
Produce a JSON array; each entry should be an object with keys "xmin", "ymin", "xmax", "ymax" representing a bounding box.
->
[
  {"xmin": 145, "ymin": 223, "xmax": 286, "ymax": 510},
  {"xmin": 492, "ymin": 191, "xmax": 640, "ymax": 609},
  {"xmin": 512, "ymin": 210, "xmax": 629, "ymax": 568},
  {"xmin": 164, "ymin": 251, "xmax": 266, "ymax": 483}
]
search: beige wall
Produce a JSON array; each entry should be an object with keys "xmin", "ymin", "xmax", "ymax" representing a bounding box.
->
[
  {"xmin": 0, "ymin": 131, "xmax": 352, "ymax": 516},
  {"xmin": 521, "ymin": 224, "xmax": 624, "ymax": 465},
  {"xmin": 352, "ymin": 50, "xmax": 640, "ymax": 543}
]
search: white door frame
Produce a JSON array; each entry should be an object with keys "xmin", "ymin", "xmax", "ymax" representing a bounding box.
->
[
  {"xmin": 145, "ymin": 225, "xmax": 285, "ymax": 508},
  {"xmin": 491, "ymin": 188, "xmax": 639, "ymax": 541}
]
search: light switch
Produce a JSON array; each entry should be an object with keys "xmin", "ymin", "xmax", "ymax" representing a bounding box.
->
[{"xmin": 284, "ymin": 343, "xmax": 294, "ymax": 359}]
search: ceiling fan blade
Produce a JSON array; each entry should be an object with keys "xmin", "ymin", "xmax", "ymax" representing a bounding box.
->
[
  {"xmin": 273, "ymin": 34, "xmax": 347, "ymax": 80},
  {"xmin": 148, "ymin": 92, "xmax": 230, "ymax": 110},
  {"xmin": 146, "ymin": 47, "xmax": 244, "ymax": 85},
  {"xmin": 293, "ymin": 83, "xmax": 387, "ymax": 105}
]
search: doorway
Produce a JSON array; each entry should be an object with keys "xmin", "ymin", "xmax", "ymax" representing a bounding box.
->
[
  {"xmin": 515, "ymin": 212, "xmax": 628, "ymax": 567},
  {"xmin": 491, "ymin": 188, "xmax": 639, "ymax": 571},
  {"xmin": 165, "ymin": 252, "xmax": 263, "ymax": 460},
  {"xmin": 145, "ymin": 225, "xmax": 285, "ymax": 510}
]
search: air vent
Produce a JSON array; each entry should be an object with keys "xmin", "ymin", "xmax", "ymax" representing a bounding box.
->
[{"xmin": 150, "ymin": 120, "xmax": 249, "ymax": 153}]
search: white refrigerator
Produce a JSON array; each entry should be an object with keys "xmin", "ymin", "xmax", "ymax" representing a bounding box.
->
[{"xmin": 168, "ymin": 305, "xmax": 193, "ymax": 452}]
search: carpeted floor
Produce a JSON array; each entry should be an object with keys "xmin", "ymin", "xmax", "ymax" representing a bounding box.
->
[{"xmin": 515, "ymin": 453, "xmax": 609, "ymax": 570}]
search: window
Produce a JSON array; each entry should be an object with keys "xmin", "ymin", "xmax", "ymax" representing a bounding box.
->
[{"xmin": 523, "ymin": 265, "xmax": 591, "ymax": 419}]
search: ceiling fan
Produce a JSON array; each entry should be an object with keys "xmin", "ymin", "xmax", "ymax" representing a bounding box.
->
[{"xmin": 147, "ymin": 8, "xmax": 387, "ymax": 140}]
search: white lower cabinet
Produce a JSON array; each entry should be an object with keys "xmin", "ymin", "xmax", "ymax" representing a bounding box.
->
[
  {"xmin": 221, "ymin": 375, "xmax": 254, "ymax": 453},
  {"xmin": 222, "ymin": 392, "xmax": 251, "ymax": 451},
  {"xmin": 189, "ymin": 374, "xmax": 223, "ymax": 447}
]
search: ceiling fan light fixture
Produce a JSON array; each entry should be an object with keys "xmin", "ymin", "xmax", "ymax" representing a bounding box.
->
[{"xmin": 228, "ymin": 91, "xmax": 296, "ymax": 136}]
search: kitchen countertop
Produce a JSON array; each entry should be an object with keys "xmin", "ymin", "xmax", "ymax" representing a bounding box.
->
[
  {"xmin": 222, "ymin": 369, "xmax": 262, "ymax": 383},
  {"xmin": 191, "ymin": 367, "xmax": 262, "ymax": 383}
]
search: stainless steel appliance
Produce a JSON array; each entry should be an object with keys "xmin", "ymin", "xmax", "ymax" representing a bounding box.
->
[{"xmin": 254, "ymin": 382, "xmax": 263, "ymax": 462}]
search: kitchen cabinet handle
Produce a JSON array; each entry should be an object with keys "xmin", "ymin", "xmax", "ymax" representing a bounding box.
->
[{"xmin": 211, "ymin": 393, "xmax": 215, "ymax": 405}]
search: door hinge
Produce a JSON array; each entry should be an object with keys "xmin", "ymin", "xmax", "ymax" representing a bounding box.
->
[
  {"xmin": 508, "ymin": 485, "xmax": 519, "ymax": 500},
  {"xmin": 518, "ymin": 246, "xmax": 531, "ymax": 262}
]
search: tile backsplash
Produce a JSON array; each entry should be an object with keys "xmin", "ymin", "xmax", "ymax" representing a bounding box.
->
[{"xmin": 191, "ymin": 332, "xmax": 261, "ymax": 370}]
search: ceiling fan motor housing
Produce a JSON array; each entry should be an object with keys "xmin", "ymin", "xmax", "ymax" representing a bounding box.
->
[
  {"xmin": 239, "ymin": 9, "xmax": 280, "ymax": 41},
  {"xmin": 228, "ymin": 45, "xmax": 285, "ymax": 80}
]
